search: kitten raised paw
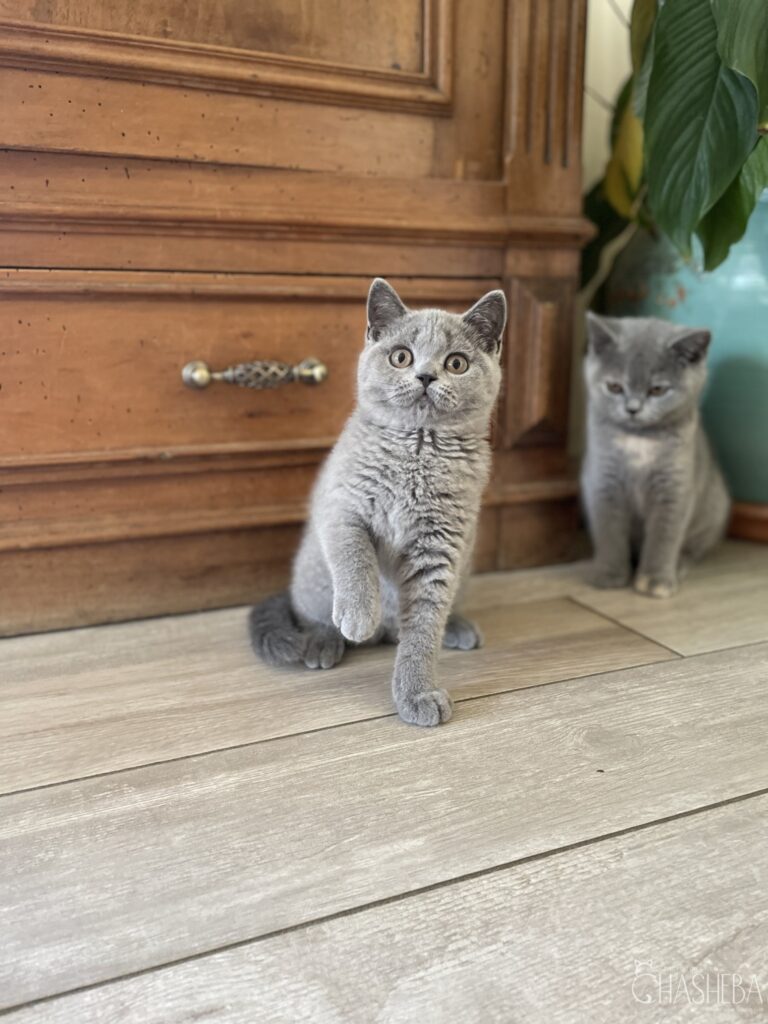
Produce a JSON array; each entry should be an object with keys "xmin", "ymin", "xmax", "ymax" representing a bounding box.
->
[
  {"xmin": 397, "ymin": 688, "xmax": 454, "ymax": 727},
  {"xmin": 332, "ymin": 591, "xmax": 380, "ymax": 644},
  {"xmin": 634, "ymin": 573, "xmax": 677, "ymax": 598},
  {"xmin": 443, "ymin": 613, "xmax": 483, "ymax": 650},
  {"xmin": 585, "ymin": 563, "xmax": 632, "ymax": 589}
]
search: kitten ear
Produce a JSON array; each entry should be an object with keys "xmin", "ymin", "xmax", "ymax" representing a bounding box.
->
[
  {"xmin": 671, "ymin": 328, "xmax": 711, "ymax": 365},
  {"xmin": 463, "ymin": 289, "xmax": 507, "ymax": 353},
  {"xmin": 367, "ymin": 278, "xmax": 408, "ymax": 341},
  {"xmin": 586, "ymin": 312, "xmax": 618, "ymax": 356}
]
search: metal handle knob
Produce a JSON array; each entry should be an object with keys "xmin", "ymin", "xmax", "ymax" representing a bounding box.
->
[{"xmin": 182, "ymin": 357, "xmax": 328, "ymax": 390}]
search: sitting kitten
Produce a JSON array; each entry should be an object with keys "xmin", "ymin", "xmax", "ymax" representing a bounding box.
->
[
  {"xmin": 581, "ymin": 313, "xmax": 730, "ymax": 597},
  {"xmin": 250, "ymin": 278, "xmax": 506, "ymax": 725}
]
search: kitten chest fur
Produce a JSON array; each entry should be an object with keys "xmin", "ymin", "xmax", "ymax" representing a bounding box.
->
[
  {"xmin": 615, "ymin": 432, "xmax": 661, "ymax": 470},
  {"xmin": 585, "ymin": 414, "xmax": 698, "ymax": 517},
  {"xmin": 318, "ymin": 415, "xmax": 490, "ymax": 558}
]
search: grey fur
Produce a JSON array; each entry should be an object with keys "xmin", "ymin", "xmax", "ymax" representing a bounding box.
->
[
  {"xmin": 250, "ymin": 278, "xmax": 506, "ymax": 725},
  {"xmin": 248, "ymin": 593, "xmax": 345, "ymax": 669},
  {"xmin": 581, "ymin": 313, "xmax": 730, "ymax": 598}
]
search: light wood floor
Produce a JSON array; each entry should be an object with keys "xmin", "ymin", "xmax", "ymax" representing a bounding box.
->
[{"xmin": 2, "ymin": 541, "xmax": 768, "ymax": 1022}]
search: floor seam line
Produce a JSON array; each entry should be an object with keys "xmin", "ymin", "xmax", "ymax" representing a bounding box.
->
[
  {"xmin": 567, "ymin": 596, "xmax": 685, "ymax": 656},
  {"xmin": 4, "ymin": 783, "xmax": 768, "ymax": 1016},
  {"xmin": 0, "ymin": 651, "xmax": 679, "ymax": 800}
]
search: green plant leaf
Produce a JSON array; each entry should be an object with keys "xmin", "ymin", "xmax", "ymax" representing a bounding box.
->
[
  {"xmin": 630, "ymin": 0, "xmax": 657, "ymax": 74},
  {"xmin": 633, "ymin": 18, "xmax": 656, "ymax": 119},
  {"xmin": 644, "ymin": 0, "xmax": 758, "ymax": 257},
  {"xmin": 713, "ymin": 0, "xmax": 768, "ymax": 131},
  {"xmin": 696, "ymin": 137, "xmax": 768, "ymax": 270},
  {"xmin": 610, "ymin": 77, "xmax": 634, "ymax": 148},
  {"xmin": 605, "ymin": 90, "xmax": 645, "ymax": 218}
]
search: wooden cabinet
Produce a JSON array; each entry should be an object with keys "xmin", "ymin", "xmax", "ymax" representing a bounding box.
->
[{"xmin": 0, "ymin": 0, "xmax": 590, "ymax": 635}]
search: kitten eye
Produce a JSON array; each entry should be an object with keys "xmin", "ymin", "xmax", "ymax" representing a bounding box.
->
[
  {"xmin": 648, "ymin": 385, "xmax": 669, "ymax": 397},
  {"xmin": 444, "ymin": 353, "xmax": 469, "ymax": 375},
  {"xmin": 606, "ymin": 382, "xmax": 624, "ymax": 394},
  {"xmin": 389, "ymin": 348, "xmax": 413, "ymax": 368}
]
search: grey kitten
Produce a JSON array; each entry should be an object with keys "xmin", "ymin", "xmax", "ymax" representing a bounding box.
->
[
  {"xmin": 250, "ymin": 278, "xmax": 506, "ymax": 726},
  {"xmin": 581, "ymin": 313, "xmax": 730, "ymax": 598}
]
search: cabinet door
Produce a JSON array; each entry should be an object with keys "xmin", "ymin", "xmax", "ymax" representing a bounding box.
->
[{"xmin": 0, "ymin": 0, "xmax": 589, "ymax": 634}]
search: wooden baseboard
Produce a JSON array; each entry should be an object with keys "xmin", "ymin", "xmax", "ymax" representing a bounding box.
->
[
  {"xmin": 729, "ymin": 502, "xmax": 768, "ymax": 543},
  {"xmin": 0, "ymin": 495, "xmax": 585, "ymax": 637}
]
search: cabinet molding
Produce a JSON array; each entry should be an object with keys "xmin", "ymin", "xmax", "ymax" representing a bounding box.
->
[{"xmin": 0, "ymin": 3, "xmax": 453, "ymax": 114}]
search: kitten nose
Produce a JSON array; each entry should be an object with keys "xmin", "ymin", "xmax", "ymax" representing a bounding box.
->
[
  {"xmin": 416, "ymin": 373, "xmax": 437, "ymax": 391},
  {"xmin": 626, "ymin": 398, "xmax": 642, "ymax": 415}
]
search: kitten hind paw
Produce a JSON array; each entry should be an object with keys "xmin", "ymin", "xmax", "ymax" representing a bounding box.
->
[
  {"xmin": 397, "ymin": 689, "xmax": 454, "ymax": 727},
  {"xmin": 585, "ymin": 563, "xmax": 632, "ymax": 589},
  {"xmin": 303, "ymin": 626, "xmax": 346, "ymax": 670},
  {"xmin": 443, "ymin": 613, "xmax": 483, "ymax": 650},
  {"xmin": 634, "ymin": 573, "xmax": 678, "ymax": 599}
]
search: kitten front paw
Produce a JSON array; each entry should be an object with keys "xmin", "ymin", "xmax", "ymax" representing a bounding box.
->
[
  {"xmin": 585, "ymin": 562, "xmax": 632, "ymax": 589},
  {"xmin": 634, "ymin": 573, "xmax": 678, "ymax": 599},
  {"xmin": 332, "ymin": 589, "xmax": 380, "ymax": 644},
  {"xmin": 443, "ymin": 613, "xmax": 483, "ymax": 650},
  {"xmin": 397, "ymin": 688, "xmax": 454, "ymax": 727}
]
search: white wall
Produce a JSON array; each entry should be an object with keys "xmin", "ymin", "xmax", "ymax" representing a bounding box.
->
[
  {"xmin": 582, "ymin": 0, "xmax": 632, "ymax": 190},
  {"xmin": 571, "ymin": 1, "xmax": 633, "ymax": 456}
]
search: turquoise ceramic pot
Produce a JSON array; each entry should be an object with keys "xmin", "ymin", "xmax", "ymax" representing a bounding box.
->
[{"xmin": 605, "ymin": 193, "xmax": 768, "ymax": 504}]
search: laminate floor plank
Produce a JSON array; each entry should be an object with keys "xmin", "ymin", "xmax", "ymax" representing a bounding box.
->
[
  {"xmin": 0, "ymin": 595, "xmax": 672, "ymax": 794},
  {"xmin": 2, "ymin": 643, "xmax": 767, "ymax": 1008},
  {"xmin": 573, "ymin": 541, "xmax": 768, "ymax": 655},
  {"xmin": 577, "ymin": 571, "xmax": 768, "ymax": 656},
  {"xmin": 10, "ymin": 794, "xmax": 768, "ymax": 1023}
]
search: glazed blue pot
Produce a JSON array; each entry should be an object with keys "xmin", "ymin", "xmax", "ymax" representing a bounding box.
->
[{"xmin": 606, "ymin": 193, "xmax": 768, "ymax": 504}]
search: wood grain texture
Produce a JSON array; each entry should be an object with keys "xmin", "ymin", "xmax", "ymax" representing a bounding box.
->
[
  {"xmin": 2, "ymin": 642, "xmax": 767, "ymax": 1007},
  {"xmin": 466, "ymin": 540, "xmax": 768, "ymax": 655},
  {"xmin": 577, "ymin": 541, "xmax": 768, "ymax": 656},
  {"xmin": 503, "ymin": 276, "xmax": 575, "ymax": 449},
  {"xmin": 1, "ymin": 0, "xmax": 591, "ymax": 626},
  {"xmin": 1, "ymin": 0, "xmax": 430, "ymax": 73},
  {"xmin": 0, "ymin": 151, "xmax": 592, "ymax": 249},
  {"xmin": 0, "ymin": 2, "xmax": 508, "ymax": 162},
  {"xmin": 0, "ymin": 500, "xmax": 578, "ymax": 638},
  {"xmin": 0, "ymin": 527, "xmax": 299, "ymax": 638},
  {"xmin": 505, "ymin": 0, "xmax": 587, "ymax": 215},
  {"xmin": 10, "ymin": 795, "xmax": 768, "ymax": 1023},
  {"xmin": 730, "ymin": 501, "xmax": 768, "ymax": 544},
  {"xmin": 0, "ymin": 67, "xmax": 443, "ymax": 178},
  {"xmin": 0, "ymin": 1, "xmax": 452, "ymax": 114},
  {"xmin": 0, "ymin": 272, "xmax": 492, "ymax": 464},
  {"xmin": 0, "ymin": 225, "xmax": 506, "ymax": 280},
  {"xmin": 0, "ymin": 154, "xmax": 507, "ymax": 242},
  {"xmin": 497, "ymin": 497, "xmax": 588, "ymax": 569},
  {"xmin": 0, "ymin": 595, "xmax": 673, "ymax": 794}
]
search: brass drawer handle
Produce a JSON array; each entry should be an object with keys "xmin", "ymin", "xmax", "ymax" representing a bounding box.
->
[{"xmin": 182, "ymin": 357, "xmax": 328, "ymax": 390}]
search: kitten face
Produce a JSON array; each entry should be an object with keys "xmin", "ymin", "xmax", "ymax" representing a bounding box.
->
[
  {"xmin": 585, "ymin": 313, "xmax": 710, "ymax": 430},
  {"xmin": 357, "ymin": 279, "xmax": 506, "ymax": 431}
]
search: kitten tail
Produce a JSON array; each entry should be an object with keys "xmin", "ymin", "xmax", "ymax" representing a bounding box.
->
[{"xmin": 248, "ymin": 592, "xmax": 307, "ymax": 666}]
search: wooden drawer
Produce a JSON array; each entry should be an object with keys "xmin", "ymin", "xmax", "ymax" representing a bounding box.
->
[
  {"xmin": 0, "ymin": 0, "xmax": 590, "ymax": 636},
  {"xmin": 0, "ymin": 272, "xmax": 497, "ymax": 465}
]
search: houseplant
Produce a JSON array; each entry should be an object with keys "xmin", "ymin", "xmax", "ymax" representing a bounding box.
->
[{"xmin": 584, "ymin": 0, "xmax": 768, "ymax": 539}]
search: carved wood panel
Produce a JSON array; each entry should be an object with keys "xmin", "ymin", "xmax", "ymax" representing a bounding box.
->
[
  {"xmin": 0, "ymin": 0, "xmax": 452, "ymax": 113},
  {"xmin": 502, "ymin": 275, "xmax": 575, "ymax": 450},
  {"xmin": 4, "ymin": 0, "xmax": 428, "ymax": 70},
  {"xmin": 505, "ymin": 0, "xmax": 587, "ymax": 214}
]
